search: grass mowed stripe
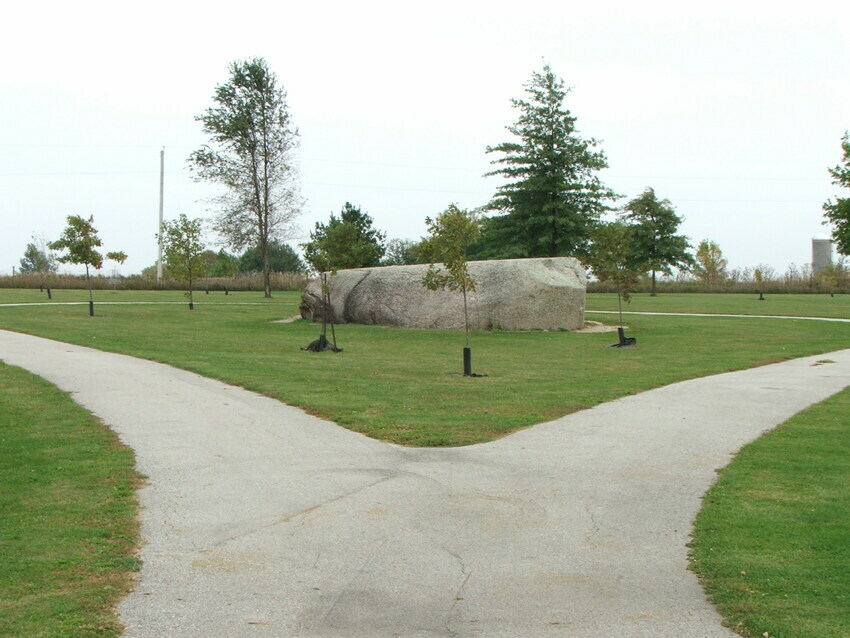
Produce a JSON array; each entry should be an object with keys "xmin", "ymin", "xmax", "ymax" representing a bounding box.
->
[
  {"xmin": 0, "ymin": 363, "xmax": 142, "ymax": 638},
  {"xmin": 690, "ymin": 386, "xmax": 850, "ymax": 638}
]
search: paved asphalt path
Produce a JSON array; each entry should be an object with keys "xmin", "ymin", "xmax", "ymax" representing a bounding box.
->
[{"xmin": 2, "ymin": 329, "xmax": 849, "ymax": 637}]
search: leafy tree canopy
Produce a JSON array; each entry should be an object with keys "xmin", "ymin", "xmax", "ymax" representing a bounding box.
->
[
  {"xmin": 19, "ymin": 236, "xmax": 58, "ymax": 274},
  {"xmin": 158, "ymin": 214, "xmax": 206, "ymax": 308},
  {"xmin": 823, "ymin": 132, "xmax": 850, "ymax": 255},
  {"xmin": 190, "ymin": 57, "xmax": 302, "ymax": 297},
  {"xmin": 204, "ymin": 249, "xmax": 239, "ymax": 277},
  {"xmin": 382, "ymin": 238, "xmax": 422, "ymax": 266},
  {"xmin": 106, "ymin": 251, "xmax": 127, "ymax": 265},
  {"xmin": 484, "ymin": 64, "xmax": 616, "ymax": 259},
  {"xmin": 693, "ymin": 239, "xmax": 728, "ymax": 289},
  {"xmin": 159, "ymin": 214, "xmax": 207, "ymax": 282},
  {"xmin": 49, "ymin": 215, "xmax": 104, "ymax": 271},
  {"xmin": 587, "ymin": 221, "xmax": 641, "ymax": 305},
  {"xmin": 302, "ymin": 202, "xmax": 386, "ymax": 272},
  {"xmin": 620, "ymin": 187, "xmax": 693, "ymax": 294},
  {"xmin": 239, "ymin": 241, "xmax": 304, "ymax": 274},
  {"xmin": 49, "ymin": 215, "xmax": 125, "ymax": 315},
  {"xmin": 421, "ymin": 204, "xmax": 482, "ymax": 348}
]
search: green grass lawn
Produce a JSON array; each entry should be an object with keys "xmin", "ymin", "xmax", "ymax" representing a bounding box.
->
[
  {"xmin": 0, "ymin": 362, "xmax": 141, "ymax": 638},
  {"xmin": 690, "ymin": 386, "xmax": 850, "ymax": 638},
  {"xmin": 0, "ymin": 289, "xmax": 848, "ymax": 446},
  {"xmin": 587, "ymin": 292, "xmax": 850, "ymax": 319}
]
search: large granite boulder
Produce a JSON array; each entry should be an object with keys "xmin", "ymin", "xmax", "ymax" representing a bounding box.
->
[{"xmin": 300, "ymin": 257, "xmax": 586, "ymax": 331}]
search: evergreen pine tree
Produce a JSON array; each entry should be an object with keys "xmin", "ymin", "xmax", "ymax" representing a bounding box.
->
[
  {"xmin": 484, "ymin": 65, "xmax": 616, "ymax": 259},
  {"xmin": 302, "ymin": 203, "xmax": 386, "ymax": 272}
]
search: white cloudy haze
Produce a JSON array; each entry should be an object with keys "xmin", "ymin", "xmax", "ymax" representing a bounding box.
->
[{"xmin": 2, "ymin": 0, "xmax": 848, "ymax": 276}]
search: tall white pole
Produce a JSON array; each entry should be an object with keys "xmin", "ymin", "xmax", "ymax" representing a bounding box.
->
[{"xmin": 156, "ymin": 147, "xmax": 164, "ymax": 283}]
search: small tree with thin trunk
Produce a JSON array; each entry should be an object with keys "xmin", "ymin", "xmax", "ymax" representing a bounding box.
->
[
  {"xmin": 754, "ymin": 268, "xmax": 765, "ymax": 300},
  {"xmin": 49, "ymin": 215, "xmax": 126, "ymax": 317},
  {"xmin": 588, "ymin": 221, "xmax": 640, "ymax": 345},
  {"xmin": 158, "ymin": 213, "xmax": 207, "ymax": 310},
  {"xmin": 421, "ymin": 204, "xmax": 482, "ymax": 375},
  {"xmin": 693, "ymin": 239, "xmax": 728, "ymax": 290}
]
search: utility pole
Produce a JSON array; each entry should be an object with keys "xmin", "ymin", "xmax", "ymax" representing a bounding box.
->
[{"xmin": 156, "ymin": 147, "xmax": 164, "ymax": 283}]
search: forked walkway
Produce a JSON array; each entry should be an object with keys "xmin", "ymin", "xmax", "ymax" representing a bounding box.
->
[{"xmin": 2, "ymin": 329, "xmax": 849, "ymax": 637}]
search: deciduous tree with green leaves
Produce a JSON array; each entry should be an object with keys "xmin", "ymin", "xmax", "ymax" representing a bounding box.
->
[
  {"xmin": 823, "ymin": 132, "xmax": 850, "ymax": 255},
  {"xmin": 302, "ymin": 202, "xmax": 386, "ymax": 273},
  {"xmin": 382, "ymin": 238, "xmax": 421, "ymax": 266},
  {"xmin": 421, "ymin": 204, "xmax": 482, "ymax": 375},
  {"xmin": 693, "ymin": 239, "xmax": 728, "ymax": 290},
  {"xmin": 483, "ymin": 64, "xmax": 616, "ymax": 259},
  {"xmin": 588, "ymin": 221, "xmax": 641, "ymax": 331},
  {"xmin": 203, "ymin": 249, "xmax": 240, "ymax": 277},
  {"xmin": 158, "ymin": 213, "xmax": 207, "ymax": 310},
  {"xmin": 239, "ymin": 241, "xmax": 304, "ymax": 274},
  {"xmin": 19, "ymin": 235, "xmax": 58, "ymax": 274},
  {"xmin": 190, "ymin": 57, "xmax": 302, "ymax": 299},
  {"xmin": 49, "ymin": 215, "xmax": 126, "ymax": 316},
  {"xmin": 620, "ymin": 187, "xmax": 693, "ymax": 295}
]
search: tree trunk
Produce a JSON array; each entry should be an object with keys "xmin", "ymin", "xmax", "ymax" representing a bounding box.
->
[
  {"xmin": 651, "ymin": 270, "xmax": 658, "ymax": 296},
  {"xmin": 320, "ymin": 273, "xmax": 328, "ymax": 340},
  {"xmin": 617, "ymin": 288, "xmax": 624, "ymax": 328},
  {"xmin": 462, "ymin": 285, "xmax": 472, "ymax": 376},
  {"xmin": 462, "ymin": 286, "xmax": 470, "ymax": 349},
  {"xmin": 86, "ymin": 265, "xmax": 94, "ymax": 317},
  {"xmin": 261, "ymin": 235, "xmax": 272, "ymax": 298}
]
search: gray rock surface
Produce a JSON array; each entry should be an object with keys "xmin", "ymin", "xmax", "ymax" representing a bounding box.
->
[{"xmin": 300, "ymin": 257, "xmax": 587, "ymax": 330}]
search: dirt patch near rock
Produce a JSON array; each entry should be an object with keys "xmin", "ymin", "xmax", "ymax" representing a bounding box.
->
[{"xmin": 574, "ymin": 321, "xmax": 624, "ymax": 334}]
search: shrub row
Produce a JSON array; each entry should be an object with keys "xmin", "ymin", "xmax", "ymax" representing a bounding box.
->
[
  {"xmin": 588, "ymin": 276, "xmax": 849, "ymax": 295},
  {"xmin": 0, "ymin": 272, "xmax": 308, "ymax": 292}
]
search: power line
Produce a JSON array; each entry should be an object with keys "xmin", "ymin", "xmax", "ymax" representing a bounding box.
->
[
  {"xmin": 0, "ymin": 166, "xmax": 828, "ymax": 185},
  {"xmin": 0, "ymin": 172, "xmax": 827, "ymax": 203},
  {"xmin": 0, "ymin": 170, "xmax": 161, "ymax": 177},
  {"xmin": 0, "ymin": 144, "xmax": 829, "ymax": 181}
]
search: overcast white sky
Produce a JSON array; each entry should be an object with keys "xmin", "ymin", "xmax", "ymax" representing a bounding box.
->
[{"xmin": 2, "ymin": 0, "xmax": 848, "ymax": 276}]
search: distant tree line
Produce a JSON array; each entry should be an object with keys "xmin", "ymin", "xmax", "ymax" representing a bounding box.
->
[{"xmin": 140, "ymin": 240, "xmax": 305, "ymax": 280}]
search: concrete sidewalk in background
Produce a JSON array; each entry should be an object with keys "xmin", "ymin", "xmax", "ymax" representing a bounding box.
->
[{"xmin": 2, "ymin": 329, "xmax": 849, "ymax": 637}]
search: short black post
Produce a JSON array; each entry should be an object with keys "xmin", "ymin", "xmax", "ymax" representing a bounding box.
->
[
  {"xmin": 205, "ymin": 287, "xmax": 209, "ymax": 294},
  {"xmin": 47, "ymin": 288, "xmax": 52, "ymax": 299},
  {"xmin": 758, "ymin": 292, "xmax": 765, "ymax": 301},
  {"xmin": 463, "ymin": 347, "xmax": 472, "ymax": 376},
  {"xmin": 225, "ymin": 287, "xmax": 229, "ymax": 296},
  {"xmin": 40, "ymin": 285, "xmax": 43, "ymax": 292},
  {"xmin": 88, "ymin": 301, "xmax": 94, "ymax": 317}
]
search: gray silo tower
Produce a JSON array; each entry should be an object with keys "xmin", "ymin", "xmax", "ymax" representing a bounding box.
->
[{"xmin": 812, "ymin": 233, "xmax": 833, "ymax": 274}]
